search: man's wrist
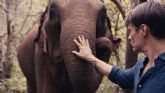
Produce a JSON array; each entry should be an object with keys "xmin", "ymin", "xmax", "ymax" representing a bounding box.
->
[
  {"xmin": 91, "ymin": 58, "xmax": 96, "ymax": 66},
  {"xmin": 88, "ymin": 55, "xmax": 97, "ymax": 66}
]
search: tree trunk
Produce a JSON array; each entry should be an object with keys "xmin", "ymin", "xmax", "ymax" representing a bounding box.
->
[
  {"xmin": 4, "ymin": 0, "xmax": 12, "ymax": 78},
  {"xmin": 125, "ymin": 31, "xmax": 138, "ymax": 68},
  {"xmin": 123, "ymin": 0, "xmax": 147, "ymax": 93},
  {"xmin": 122, "ymin": 30, "xmax": 138, "ymax": 93},
  {"xmin": 0, "ymin": 23, "xmax": 2, "ymax": 80}
]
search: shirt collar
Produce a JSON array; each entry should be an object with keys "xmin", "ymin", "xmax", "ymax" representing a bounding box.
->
[
  {"xmin": 139, "ymin": 52, "xmax": 165, "ymax": 68},
  {"xmin": 138, "ymin": 57, "xmax": 148, "ymax": 69},
  {"xmin": 143, "ymin": 57, "xmax": 149, "ymax": 67},
  {"xmin": 158, "ymin": 52, "xmax": 165, "ymax": 61}
]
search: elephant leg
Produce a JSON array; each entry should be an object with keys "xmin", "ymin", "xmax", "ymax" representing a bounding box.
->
[{"xmin": 27, "ymin": 80, "xmax": 37, "ymax": 93}]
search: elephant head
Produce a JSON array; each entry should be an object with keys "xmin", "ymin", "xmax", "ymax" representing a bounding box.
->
[{"xmin": 19, "ymin": 0, "xmax": 120, "ymax": 93}]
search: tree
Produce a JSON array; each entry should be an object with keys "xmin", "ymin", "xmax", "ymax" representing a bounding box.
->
[
  {"xmin": 105, "ymin": 0, "xmax": 135, "ymax": 92},
  {"xmin": 0, "ymin": 20, "xmax": 2, "ymax": 79},
  {"xmin": 107, "ymin": 0, "xmax": 139, "ymax": 93},
  {"xmin": 124, "ymin": 1, "xmax": 147, "ymax": 93},
  {"xmin": 1, "ymin": 0, "xmax": 43, "ymax": 78},
  {"xmin": 3, "ymin": 0, "xmax": 13, "ymax": 78}
]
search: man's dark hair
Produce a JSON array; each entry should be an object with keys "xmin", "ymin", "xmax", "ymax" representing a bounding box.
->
[{"xmin": 125, "ymin": 1, "xmax": 165, "ymax": 40}]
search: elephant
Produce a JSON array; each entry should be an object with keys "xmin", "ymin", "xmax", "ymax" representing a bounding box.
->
[{"xmin": 17, "ymin": 0, "xmax": 121, "ymax": 93}]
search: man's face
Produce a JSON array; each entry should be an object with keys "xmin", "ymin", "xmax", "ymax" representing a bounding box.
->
[{"xmin": 127, "ymin": 24, "xmax": 145, "ymax": 52}]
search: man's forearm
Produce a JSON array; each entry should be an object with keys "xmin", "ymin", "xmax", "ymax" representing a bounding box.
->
[{"xmin": 93, "ymin": 57, "xmax": 113, "ymax": 76}]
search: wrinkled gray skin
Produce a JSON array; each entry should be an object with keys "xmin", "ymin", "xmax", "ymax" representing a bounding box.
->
[{"xmin": 17, "ymin": 0, "xmax": 119, "ymax": 93}]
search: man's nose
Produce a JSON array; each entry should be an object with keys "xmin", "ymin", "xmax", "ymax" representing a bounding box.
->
[{"xmin": 128, "ymin": 34, "xmax": 131, "ymax": 40}]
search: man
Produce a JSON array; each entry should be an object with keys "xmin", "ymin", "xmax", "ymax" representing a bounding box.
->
[{"xmin": 72, "ymin": 1, "xmax": 165, "ymax": 93}]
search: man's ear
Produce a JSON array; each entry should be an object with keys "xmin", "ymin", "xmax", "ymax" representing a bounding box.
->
[{"xmin": 140, "ymin": 24, "xmax": 149, "ymax": 38}]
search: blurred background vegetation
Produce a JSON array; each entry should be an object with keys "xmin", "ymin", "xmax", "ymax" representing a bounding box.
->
[{"xmin": 0, "ymin": 0, "xmax": 164, "ymax": 93}]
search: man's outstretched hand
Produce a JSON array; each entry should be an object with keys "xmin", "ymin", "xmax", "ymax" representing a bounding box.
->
[{"xmin": 72, "ymin": 36, "xmax": 96, "ymax": 63}]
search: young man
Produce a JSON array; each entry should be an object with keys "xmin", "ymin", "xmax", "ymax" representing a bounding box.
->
[{"xmin": 72, "ymin": 1, "xmax": 165, "ymax": 93}]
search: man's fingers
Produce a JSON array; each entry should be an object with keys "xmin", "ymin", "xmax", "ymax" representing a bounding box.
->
[
  {"xmin": 75, "ymin": 36, "xmax": 90, "ymax": 47},
  {"xmin": 78, "ymin": 36, "xmax": 83, "ymax": 44},
  {"xmin": 74, "ymin": 39, "xmax": 81, "ymax": 47},
  {"xmin": 81, "ymin": 36, "xmax": 86, "ymax": 45},
  {"xmin": 72, "ymin": 51, "xmax": 81, "ymax": 57},
  {"xmin": 86, "ymin": 39, "xmax": 90, "ymax": 47}
]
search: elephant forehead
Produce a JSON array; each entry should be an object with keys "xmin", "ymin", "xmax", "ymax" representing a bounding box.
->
[
  {"xmin": 61, "ymin": 6, "xmax": 99, "ymax": 21},
  {"xmin": 66, "ymin": 0, "xmax": 102, "ymax": 9},
  {"xmin": 64, "ymin": 1, "xmax": 102, "ymax": 13}
]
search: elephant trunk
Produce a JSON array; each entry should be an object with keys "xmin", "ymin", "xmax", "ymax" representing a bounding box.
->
[{"xmin": 60, "ymin": 18, "xmax": 102, "ymax": 93}]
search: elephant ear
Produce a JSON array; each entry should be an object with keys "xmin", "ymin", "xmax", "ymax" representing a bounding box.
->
[
  {"xmin": 34, "ymin": 3, "xmax": 61, "ymax": 54},
  {"xmin": 96, "ymin": 6, "xmax": 112, "ymax": 38},
  {"xmin": 34, "ymin": 6, "xmax": 49, "ymax": 53},
  {"xmin": 105, "ymin": 15, "xmax": 113, "ymax": 39}
]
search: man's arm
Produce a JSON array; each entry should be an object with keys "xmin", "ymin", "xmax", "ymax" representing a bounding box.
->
[
  {"xmin": 72, "ymin": 36, "xmax": 134, "ymax": 89},
  {"xmin": 82, "ymin": 53, "xmax": 135, "ymax": 89},
  {"xmin": 90, "ymin": 56, "xmax": 113, "ymax": 76},
  {"xmin": 72, "ymin": 36, "xmax": 113, "ymax": 76}
]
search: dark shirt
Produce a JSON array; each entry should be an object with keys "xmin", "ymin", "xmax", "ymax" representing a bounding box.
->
[{"xmin": 108, "ymin": 52, "xmax": 165, "ymax": 93}]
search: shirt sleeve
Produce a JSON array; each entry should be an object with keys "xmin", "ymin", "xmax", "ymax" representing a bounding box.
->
[{"xmin": 108, "ymin": 66, "xmax": 135, "ymax": 89}]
